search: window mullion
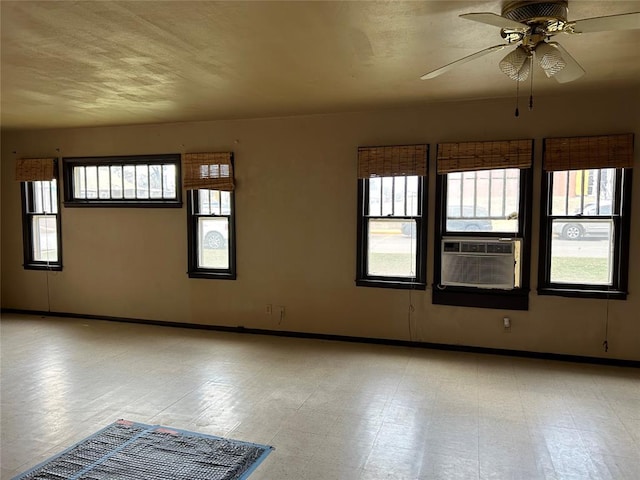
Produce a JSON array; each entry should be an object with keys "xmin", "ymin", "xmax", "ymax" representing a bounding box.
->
[
  {"xmin": 580, "ymin": 170, "xmax": 587, "ymax": 212},
  {"xmin": 83, "ymin": 166, "xmax": 88, "ymax": 201},
  {"xmin": 390, "ymin": 177, "xmax": 395, "ymax": 216},
  {"xmin": 614, "ymin": 168, "xmax": 623, "ymax": 215},
  {"xmin": 459, "ymin": 174, "xmax": 464, "ymax": 215},
  {"xmin": 108, "ymin": 165, "xmax": 113, "ymax": 200},
  {"xmin": 595, "ymin": 169, "xmax": 601, "ymax": 212},
  {"xmin": 488, "ymin": 173, "xmax": 493, "ymax": 217},
  {"xmin": 39, "ymin": 181, "xmax": 46, "ymax": 213},
  {"xmin": 501, "ymin": 172, "xmax": 506, "ymax": 217},
  {"xmin": 564, "ymin": 171, "xmax": 569, "ymax": 215},
  {"xmin": 50, "ymin": 180, "xmax": 56, "ymax": 214},
  {"xmin": 473, "ymin": 172, "xmax": 478, "ymax": 216}
]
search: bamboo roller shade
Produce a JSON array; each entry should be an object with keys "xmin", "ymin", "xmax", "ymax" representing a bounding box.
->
[
  {"xmin": 15, "ymin": 158, "xmax": 56, "ymax": 182},
  {"xmin": 437, "ymin": 139, "xmax": 532, "ymax": 174},
  {"xmin": 357, "ymin": 145, "xmax": 428, "ymax": 178},
  {"xmin": 183, "ymin": 152, "xmax": 234, "ymax": 190},
  {"xmin": 544, "ymin": 133, "xmax": 634, "ymax": 171}
]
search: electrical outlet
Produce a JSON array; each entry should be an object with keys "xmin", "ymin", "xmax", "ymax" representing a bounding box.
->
[
  {"xmin": 266, "ymin": 304, "xmax": 272, "ymax": 315},
  {"xmin": 503, "ymin": 316, "xmax": 511, "ymax": 333}
]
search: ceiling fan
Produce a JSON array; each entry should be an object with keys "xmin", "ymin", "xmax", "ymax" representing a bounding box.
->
[{"xmin": 421, "ymin": 1, "xmax": 640, "ymax": 85}]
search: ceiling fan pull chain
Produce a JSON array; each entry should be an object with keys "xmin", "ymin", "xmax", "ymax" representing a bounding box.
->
[
  {"xmin": 529, "ymin": 55, "xmax": 534, "ymax": 111},
  {"xmin": 514, "ymin": 73, "xmax": 520, "ymax": 118}
]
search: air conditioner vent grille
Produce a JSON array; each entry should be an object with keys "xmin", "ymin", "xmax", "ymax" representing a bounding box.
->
[
  {"xmin": 442, "ymin": 255, "xmax": 514, "ymax": 286},
  {"xmin": 441, "ymin": 237, "xmax": 520, "ymax": 289}
]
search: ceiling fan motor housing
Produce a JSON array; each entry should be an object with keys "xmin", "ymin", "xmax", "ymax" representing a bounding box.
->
[{"xmin": 502, "ymin": 0, "xmax": 568, "ymax": 32}]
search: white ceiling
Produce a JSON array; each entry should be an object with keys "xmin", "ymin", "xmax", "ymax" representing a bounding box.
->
[{"xmin": 2, "ymin": 1, "xmax": 639, "ymax": 130}]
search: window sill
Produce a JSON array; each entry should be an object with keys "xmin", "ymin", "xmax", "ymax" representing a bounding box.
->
[
  {"xmin": 24, "ymin": 264, "xmax": 63, "ymax": 271},
  {"xmin": 432, "ymin": 286, "xmax": 529, "ymax": 310},
  {"xmin": 188, "ymin": 271, "xmax": 236, "ymax": 280},
  {"xmin": 537, "ymin": 287, "xmax": 627, "ymax": 300},
  {"xmin": 356, "ymin": 279, "xmax": 426, "ymax": 290}
]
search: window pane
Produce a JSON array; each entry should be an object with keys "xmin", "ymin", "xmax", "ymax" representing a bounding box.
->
[
  {"xmin": 476, "ymin": 170, "xmax": 490, "ymax": 214},
  {"xmin": 550, "ymin": 171, "xmax": 569, "ymax": 216},
  {"xmin": 503, "ymin": 168, "xmax": 520, "ymax": 227},
  {"xmin": 85, "ymin": 166, "xmax": 98, "ymax": 199},
  {"xmin": 367, "ymin": 219, "xmax": 416, "ymax": 277},
  {"xmin": 220, "ymin": 191, "xmax": 231, "ymax": 215},
  {"xmin": 374, "ymin": 176, "xmax": 417, "ymax": 217},
  {"xmin": 550, "ymin": 219, "xmax": 614, "ymax": 284},
  {"xmin": 110, "ymin": 166, "xmax": 123, "ymax": 199},
  {"xmin": 199, "ymin": 190, "xmax": 223, "ymax": 215},
  {"xmin": 489, "ymin": 169, "xmax": 504, "ymax": 217},
  {"xmin": 123, "ymin": 166, "xmax": 136, "ymax": 199},
  {"xmin": 210, "ymin": 190, "xmax": 221, "ymax": 215},
  {"xmin": 461, "ymin": 171, "xmax": 476, "ymax": 214},
  {"xmin": 381, "ymin": 177, "xmax": 393, "ymax": 216},
  {"xmin": 98, "ymin": 166, "xmax": 110, "ymax": 199},
  {"xmin": 198, "ymin": 217, "xmax": 229, "ymax": 269},
  {"xmin": 149, "ymin": 165, "xmax": 163, "ymax": 199},
  {"xmin": 42, "ymin": 181, "xmax": 53, "ymax": 213},
  {"xmin": 406, "ymin": 176, "xmax": 418, "ymax": 216},
  {"xmin": 33, "ymin": 181, "xmax": 45, "ymax": 213},
  {"xmin": 598, "ymin": 169, "xmax": 615, "ymax": 210},
  {"xmin": 163, "ymin": 164, "xmax": 177, "ymax": 199},
  {"xmin": 74, "ymin": 166, "xmax": 86, "ymax": 199},
  {"xmin": 32, "ymin": 215, "xmax": 58, "ymax": 262},
  {"xmin": 446, "ymin": 168, "xmax": 518, "ymax": 233},
  {"xmin": 447, "ymin": 172, "xmax": 462, "ymax": 217},
  {"xmin": 136, "ymin": 165, "xmax": 149, "ymax": 198},
  {"xmin": 50, "ymin": 180, "xmax": 58, "ymax": 214},
  {"xmin": 369, "ymin": 177, "xmax": 381, "ymax": 216},
  {"xmin": 199, "ymin": 189, "xmax": 211, "ymax": 214},
  {"xmin": 552, "ymin": 169, "xmax": 616, "ymax": 217},
  {"xmin": 394, "ymin": 177, "xmax": 406, "ymax": 216}
]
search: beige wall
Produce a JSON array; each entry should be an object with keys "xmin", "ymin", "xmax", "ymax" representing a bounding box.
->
[{"xmin": 2, "ymin": 88, "xmax": 639, "ymax": 360}]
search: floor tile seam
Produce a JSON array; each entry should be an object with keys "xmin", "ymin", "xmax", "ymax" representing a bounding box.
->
[
  {"xmin": 147, "ymin": 379, "xmax": 218, "ymax": 422},
  {"xmin": 150, "ymin": 374, "xmax": 230, "ymax": 413}
]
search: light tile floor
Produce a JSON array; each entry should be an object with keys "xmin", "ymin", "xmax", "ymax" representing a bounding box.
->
[{"xmin": 1, "ymin": 314, "xmax": 639, "ymax": 479}]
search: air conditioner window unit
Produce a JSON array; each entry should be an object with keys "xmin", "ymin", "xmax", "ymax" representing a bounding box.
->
[{"xmin": 441, "ymin": 237, "xmax": 522, "ymax": 289}]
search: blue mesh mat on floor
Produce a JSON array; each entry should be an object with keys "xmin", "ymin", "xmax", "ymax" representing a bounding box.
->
[{"xmin": 13, "ymin": 420, "xmax": 273, "ymax": 480}]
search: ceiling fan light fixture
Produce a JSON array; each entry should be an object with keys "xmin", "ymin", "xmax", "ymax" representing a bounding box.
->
[
  {"xmin": 536, "ymin": 42, "xmax": 566, "ymax": 77},
  {"xmin": 499, "ymin": 46, "xmax": 531, "ymax": 81}
]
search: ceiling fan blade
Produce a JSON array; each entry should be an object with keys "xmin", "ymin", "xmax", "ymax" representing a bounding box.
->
[
  {"xmin": 569, "ymin": 12, "xmax": 640, "ymax": 33},
  {"xmin": 546, "ymin": 42, "xmax": 585, "ymax": 83},
  {"xmin": 460, "ymin": 13, "xmax": 529, "ymax": 31},
  {"xmin": 420, "ymin": 44, "xmax": 506, "ymax": 80}
]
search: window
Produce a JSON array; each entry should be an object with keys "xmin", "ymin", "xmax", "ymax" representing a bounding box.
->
[
  {"xmin": 17, "ymin": 158, "xmax": 62, "ymax": 270},
  {"xmin": 445, "ymin": 169, "xmax": 520, "ymax": 234},
  {"xmin": 433, "ymin": 140, "xmax": 533, "ymax": 310},
  {"xmin": 356, "ymin": 145, "xmax": 428, "ymax": 289},
  {"xmin": 538, "ymin": 134, "xmax": 633, "ymax": 299},
  {"xmin": 185, "ymin": 153, "xmax": 236, "ymax": 279},
  {"xmin": 63, "ymin": 154, "xmax": 181, "ymax": 207}
]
